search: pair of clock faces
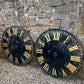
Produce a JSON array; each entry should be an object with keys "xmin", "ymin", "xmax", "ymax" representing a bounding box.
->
[{"xmin": 1, "ymin": 26, "xmax": 83, "ymax": 78}]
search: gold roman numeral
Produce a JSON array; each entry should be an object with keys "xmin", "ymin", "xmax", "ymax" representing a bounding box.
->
[
  {"xmin": 3, "ymin": 36, "xmax": 8, "ymax": 41},
  {"xmin": 37, "ymin": 56, "xmax": 44, "ymax": 65},
  {"xmin": 36, "ymin": 49, "xmax": 43, "ymax": 54},
  {"xmin": 13, "ymin": 28, "xmax": 17, "ymax": 35},
  {"xmin": 62, "ymin": 69, "xmax": 67, "ymax": 76},
  {"xmin": 21, "ymin": 57, "xmax": 25, "ymax": 63},
  {"xmin": 20, "ymin": 31, "xmax": 24, "ymax": 37},
  {"xmin": 52, "ymin": 68, "xmax": 57, "ymax": 76},
  {"xmin": 23, "ymin": 37, "xmax": 30, "ymax": 42},
  {"xmin": 63, "ymin": 36, "xmax": 69, "ymax": 44},
  {"xmin": 7, "ymin": 29, "xmax": 12, "ymax": 37},
  {"xmin": 53, "ymin": 32, "xmax": 60, "ymax": 41},
  {"xmin": 9, "ymin": 54, "xmax": 13, "ymax": 61},
  {"xmin": 15, "ymin": 57, "xmax": 18, "ymax": 64},
  {"xmin": 70, "ymin": 56, "xmax": 80, "ymax": 62},
  {"xmin": 24, "ymin": 52, "xmax": 30, "ymax": 59},
  {"xmin": 44, "ymin": 34, "xmax": 51, "ymax": 42},
  {"xmin": 43, "ymin": 63, "xmax": 49, "ymax": 72},
  {"xmin": 4, "ymin": 49, "xmax": 9, "ymax": 56},
  {"xmin": 69, "ymin": 45, "xmax": 79, "ymax": 52},
  {"xmin": 3, "ymin": 43, "xmax": 8, "ymax": 47},
  {"xmin": 66, "ymin": 63, "xmax": 77, "ymax": 73},
  {"xmin": 25, "ymin": 45, "xmax": 32, "ymax": 50},
  {"xmin": 38, "ymin": 39, "xmax": 45, "ymax": 47}
]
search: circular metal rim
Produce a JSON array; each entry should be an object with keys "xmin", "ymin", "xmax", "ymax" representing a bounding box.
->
[
  {"xmin": 1, "ymin": 26, "xmax": 34, "ymax": 66},
  {"xmin": 35, "ymin": 28, "xmax": 83, "ymax": 79}
]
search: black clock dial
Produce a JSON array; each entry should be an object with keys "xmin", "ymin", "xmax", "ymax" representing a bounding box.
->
[
  {"xmin": 35, "ymin": 29, "xmax": 83, "ymax": 78},
  {"xmin": 1, "ymin": 26, "xmax": 34, "ymax": 66}
]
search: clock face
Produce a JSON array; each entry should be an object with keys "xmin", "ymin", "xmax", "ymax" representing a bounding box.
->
[
  {"xmin": 35, "ymin": 29, "xmax": 83, "ymax": 78},
  {"xmin": 1, "ymin": 26, "xmax": 34, "ymax": 66}
]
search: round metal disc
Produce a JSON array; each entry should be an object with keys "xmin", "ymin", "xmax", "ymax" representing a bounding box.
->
[
  {"xmin": 35, "ymin": 29, "xmax": 83, "ymax": 78},
  {"xmin": 1, "ymin": 26, "xmax": 34, "ymax": 66}
]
